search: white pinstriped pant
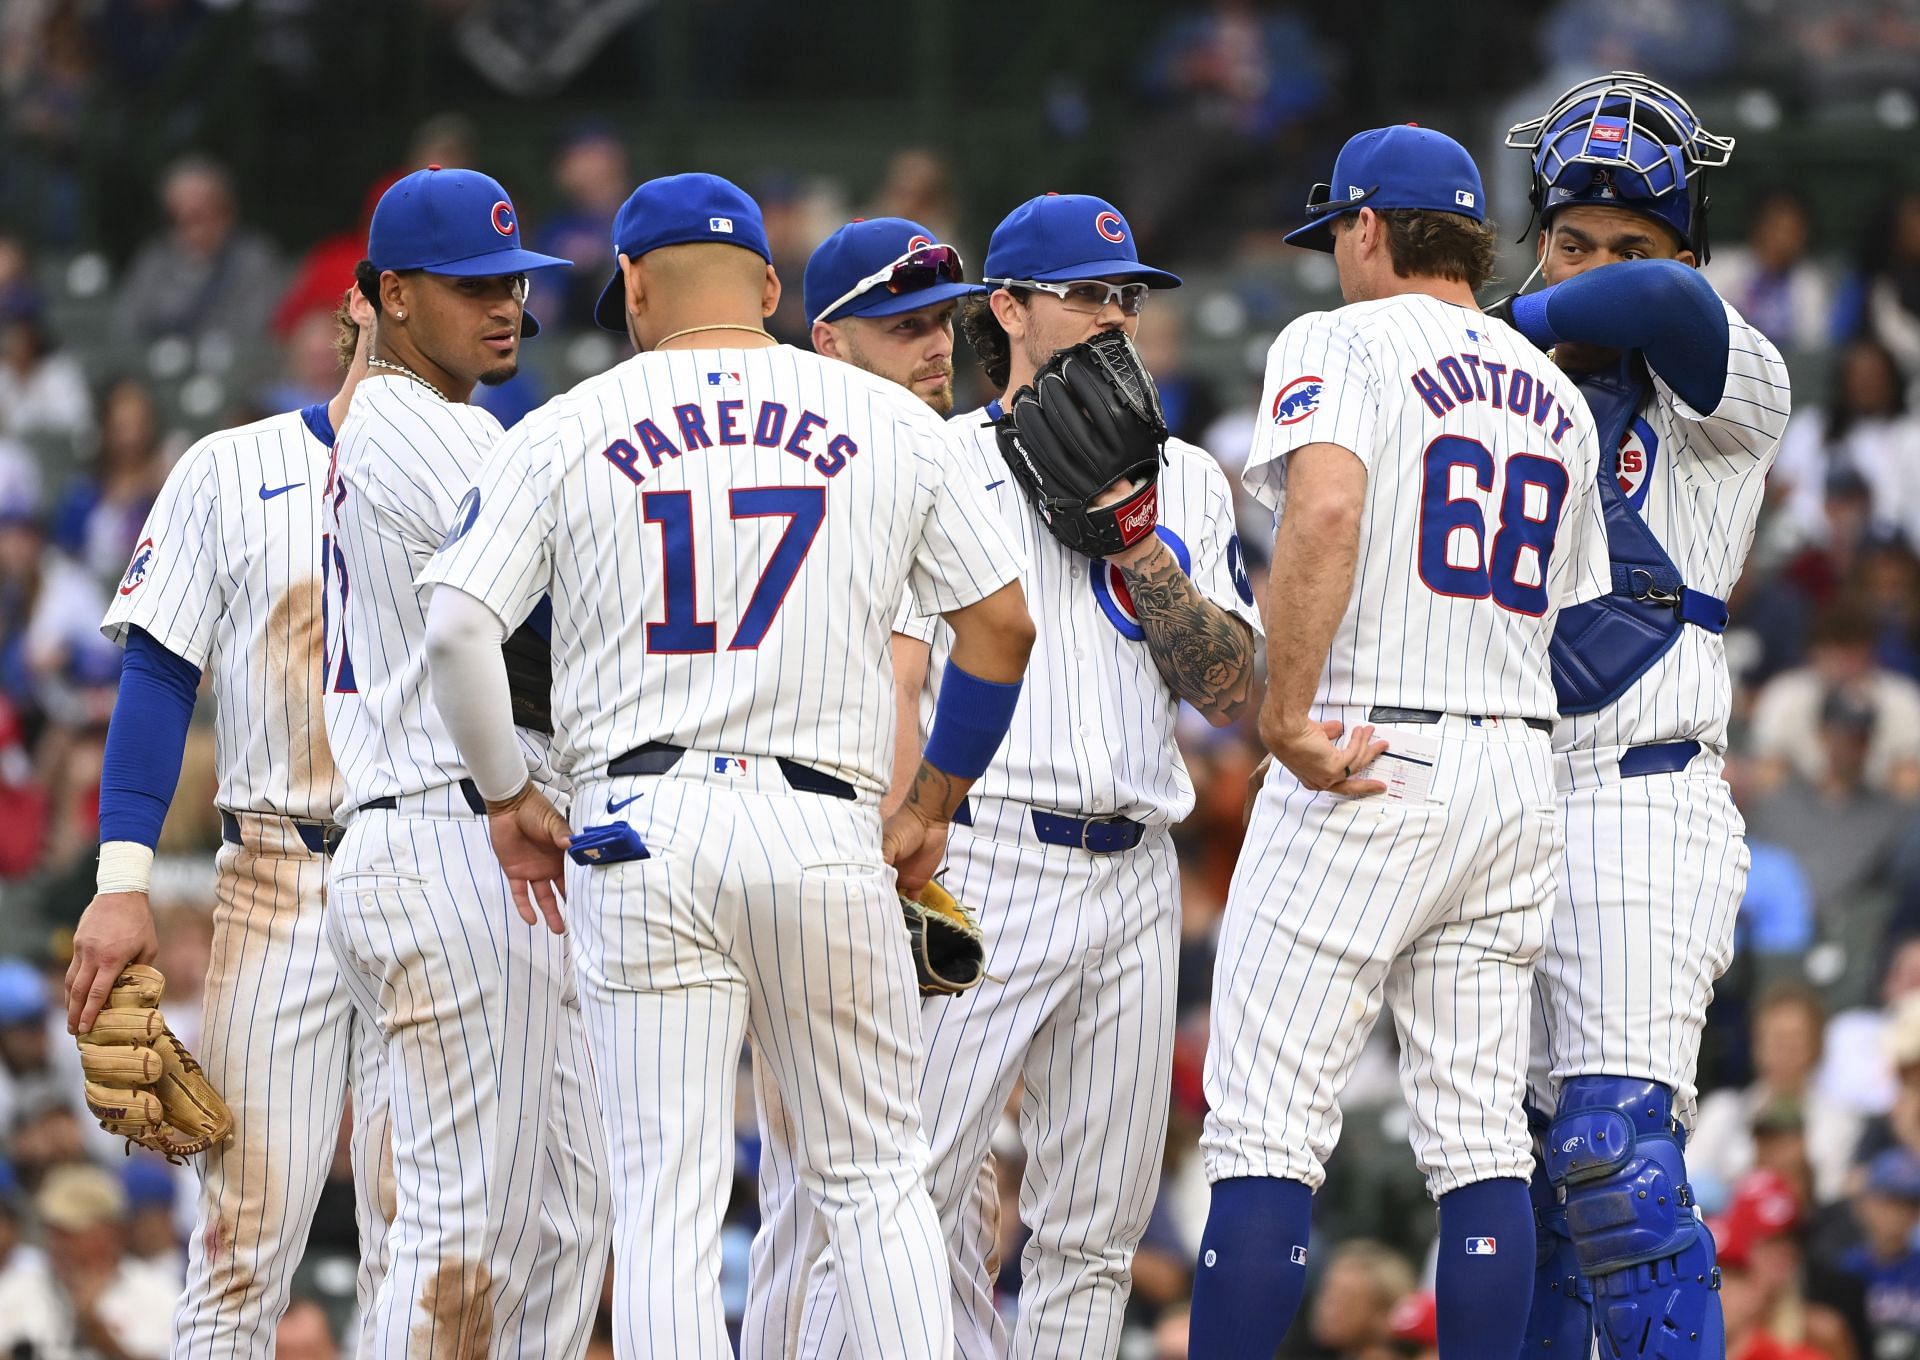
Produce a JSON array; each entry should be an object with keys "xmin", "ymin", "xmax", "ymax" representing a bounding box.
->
[
  {"xmin": 564, "ymin": 760, "xmax": 951, "ymax": 1360},
  {"xmin": 1204, "ymin": 712, "xmax": 1557, "ymax": 1200},
  {"xmin": 1528, "ymin": 751, "xmax": 1749, "ymax": 1128},
  {"xmin": 172, "ymin": 819, "xmax": 390, "ymax": 1360},
  {"xmin": 325, "ymin": 801, "xmax": 610, "ymax": 1359},
  {"xmin": 756, "ymin": 802, "xmax": 1180, "ymax": 1360}
]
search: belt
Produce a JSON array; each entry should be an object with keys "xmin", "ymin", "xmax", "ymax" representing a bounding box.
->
[
  {"xmin": 951, "ymin": 798, "xmax": 1146, "ymax": 854},
  {"xmin": 361, "ymin": 778, "xmax": 488, "ymax": 816},
  {"xmin": 607, "ymin": 742, "xmax": 856, "ymax": 801},
  {"xmin": 1368, "ymin": 706, "xmax": 1553, "ymax": 735},
  {"xmin": 1618, "ymin": 740, "xmax": 1700, "ymax": 778},
  {"xmin": 219, "ymin": 811, "xmax": 345, "ymax": 857}
]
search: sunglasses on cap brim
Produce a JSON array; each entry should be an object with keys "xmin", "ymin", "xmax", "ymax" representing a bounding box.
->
[
  {"xmin": 815, "ymin": 243, "xmax": 966, "ymax": 324},
  {"xmin": 1303, "ymin": 182, "xmax": 1382, "ymax": 217}
]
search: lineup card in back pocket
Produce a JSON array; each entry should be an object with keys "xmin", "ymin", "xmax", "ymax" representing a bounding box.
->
[{"xmin": 1370, "ymin": 728, "xmax": 1441, "ymax": 804}]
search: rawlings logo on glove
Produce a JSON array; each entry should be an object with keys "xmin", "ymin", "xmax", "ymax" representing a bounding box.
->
[{"xmin": 77, "ymin": 964, "xmax": 232, "ymax": 1162}]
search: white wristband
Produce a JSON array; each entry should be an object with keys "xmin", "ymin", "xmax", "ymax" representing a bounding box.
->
[{"xmin": 96, "ymin": 842, "xmax": 155, "ymax": 896}]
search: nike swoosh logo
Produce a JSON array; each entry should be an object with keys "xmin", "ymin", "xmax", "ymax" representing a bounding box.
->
[
  {"xmin": 605, "ymin": 792, "xmax": 644, "ymax": 814},
  {"xmin": 985, "ymin": 480, "xmax": 1005, "ymax": 491},
  {"xmin": 259, "ymin": 482, "xmax": 305, "ymax": 501}
]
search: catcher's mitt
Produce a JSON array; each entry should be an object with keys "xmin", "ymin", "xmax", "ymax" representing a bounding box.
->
[
  {"xmin": 77, "ymin": 964, "xmax": 232, "ymax": 1161},
  {"xmin": 903, "ymin": 881, "xmax": 986, "ymax": 997},
  {"xmin": 994, "ymin": 329, "xmax": 1168, "ymax": 559}
]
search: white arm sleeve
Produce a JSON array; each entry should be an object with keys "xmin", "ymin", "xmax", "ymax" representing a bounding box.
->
[{"xmin": 424, "ymin": 584, "xmax": 529, "ymax": 803}]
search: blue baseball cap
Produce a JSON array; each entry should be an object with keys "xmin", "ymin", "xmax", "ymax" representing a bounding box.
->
[
  {"xmin": 0, "ymin": 958, "xmax": 46, "ymax": 1028},
  {"xmin": 367, "ymin": 167, "xmax": 570, "ymax": 337},
  {"xmin": 982, "ymin": 194, "xmax": 1181, "ymax": 290},
  {"xmin": 1868, "ymin": 1148, "xmax": 1920, "ymax": 1200},
  {"xmin": 803, "ymin": 218, "xmax": 983, "ymax": 326},
  {"xmin": 593, "ymin": 172, "xmax": 772, "ymax": 332},
  {"xmin": 1284, "ymin": 125, "xmax": 1486, "ymax": 253}
]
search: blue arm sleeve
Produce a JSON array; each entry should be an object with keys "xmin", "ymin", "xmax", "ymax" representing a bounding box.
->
[
  {"xmin": 98, "ymin": 627, "xmax": 201, "ymax": 848},
  {"xmin": 1507, "ymin": 259, "xmax": 1732, "ymax": 415}
]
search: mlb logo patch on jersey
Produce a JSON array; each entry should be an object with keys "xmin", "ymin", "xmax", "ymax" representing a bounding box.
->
[
  {"xmin": 713, "ymin": 756, "xmax": 750, "ymax": 777},
  {"xmin": 1617, "ymin": 417, "xmax": 1658, "ymax": 512},
  {"xmin": 119, "ymin": 538, "xmax": 155, "ymax": 596},
  {"xmin": 1271, "ymin": 376, "xmax": 1324, "ymax": 426},
  {"xmin": 1465, "ymin": 1237, "xmax": 1498, "ymax": 1255},
  {"xmin": 1290, "ymin": 1245, "xmax": 1308, "ymax": 1265},
  {"xmin": 707, "ymin": 371, "xmax": 743, "ymax": 387}
]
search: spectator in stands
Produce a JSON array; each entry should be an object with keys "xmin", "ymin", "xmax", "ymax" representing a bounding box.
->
[
  {"xmin": 867, "ymin": 148, "xmax": 960, "ymax": 251},
  {"xmin": 1773, "ymin": 337, "xmax": 1920, "ymax": 551},
  {"xmin": 1387, "ymin": 1291, "xmax": 1438, "ymax": 1360},
  {"xmin": 1747, "ymin": 688, "xmax": 1920, "ymax": 1009},
  {"xmin": 0, "ymin": 265, "xmax": 94, "ymax": 454},
  {"xmin": 0, "ymin": 1, "xmax": 94, "ymax": 247},
  {"xmin": 51, "ymin": 374, "xmax": 165, "ymax": 587},
  {"xmin": 1854, "ymin": 994, "xmax": 1920, "ymax": 1169},
  {"xmin": 0, "ymin": 959, "xmax": 62, "ymax": 1137},
  {"xmin": 1537, "ymin": 0, "xmax": 1737, "ymax": 85},
  {"xmin": 1737, "ymin": 840, "xmax": 1819, "ymax": 990},
  {"xmin": 1708, "ymin": 191, "xmax": 1834, "ymax": 354},
  {"xmin": 1838, "ymin": 1149, "xmax": 1920, "ymax": 1357},
  {"xmin": 276, "ymin": 1297, "xmax": 339, "ymax": 1360},
  {"xmin": 1695, "ymin": 986, "xmax": 1862, "ymax": 1204},
  {"xmin": 1713, "ymin": 1169, "xmax": 1858, "ymax": 1360},
  {"xmin": 1819, "ymin": 938, "xmax": 1920, "ymax": 1118},
  {"xmin": 1304, "ymin": 1239, "xmax": 1416, "ymax": 1360},
  {"xmin": 533, "ymin": 124, "xmax": 631, "ymax": 333},
  {"xmin": 1135, "ymin": 303, "xmax": 1222, "ymax": 445},
  {"xmin": 1837, "ymin": 189, "xmax": 1920, "ymax": 382},
  {"xmin": 0, "ymin": 1162, "xmax": 176, "ymax": 1358},
  {"xmin": 118, "ymin": 1158, "xmax": 181, "ymax": 1283},
  {"xmin": 1751, "ymin": 603, "xmax": 1920, "ymax": 797},
  {"xmin": 117, "ymin": 153, "xmax": 284, "ymax": 347}
]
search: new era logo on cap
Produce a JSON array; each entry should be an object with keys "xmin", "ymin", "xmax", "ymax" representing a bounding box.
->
[
  {"xmin": 710, "ymin": 216, "xmax": 734, "ymax": 233},
  {"xmin": 1466, "ymin": 1237, "xmax": 1498, "ymax": 1255}
]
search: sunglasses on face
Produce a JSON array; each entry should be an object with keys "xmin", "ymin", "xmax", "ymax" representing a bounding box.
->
[
  {"xmin": 815, "ymin": 243, "xmax": 965, "ymax": 323},
  {"xmin": 990, "ymin": 277, "xmax": 1151, "ymax": 316}
]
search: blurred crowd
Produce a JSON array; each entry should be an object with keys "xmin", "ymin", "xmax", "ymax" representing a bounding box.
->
[{"xmin": 8, "ymin": 0, "xmax": 1920, "ymax": 1357}]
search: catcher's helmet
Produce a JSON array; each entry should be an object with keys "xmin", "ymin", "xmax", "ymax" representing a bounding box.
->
[{"xmin": 1506, "ymin": 71, "xmax": 1733, "ymax": 262}]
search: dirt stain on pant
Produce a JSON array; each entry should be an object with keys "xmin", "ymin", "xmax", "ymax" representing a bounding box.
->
[{"xmin": 413, "ymin": 1260, "xmax": 494, "ymax": 1359}]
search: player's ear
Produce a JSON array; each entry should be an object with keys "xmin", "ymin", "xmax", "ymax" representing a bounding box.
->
[
  {"xmin": 1676, "ymin": 248, "xmax": 1699, "ymax": 269},
  {"xmin": 1535, "ymin": 228, "xmax": 1550, "ymax": 265},
  {"xmin": 989, "ymin": 287, "xmax": 1025, "ymax": 342},
  {"xmin": 620, "ymin": 252, "xmax": 645, "ymax": 322},
  {"xmin": 761, "ymin": 262, "xmax": 781, "ymax": 321},
  {"xmin": 379, "ymin": 270, "xmax": 409, "ymax": 326},
  {"xmin": 811, "ymin": 320, "xmax": 842, "ymax": 359}
]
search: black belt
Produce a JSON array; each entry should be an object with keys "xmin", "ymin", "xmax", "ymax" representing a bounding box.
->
[
  {"xmin": 607, "ymin": 742, "xmax": 856, "ymax": 801},
  {"xmin": 219, "ymin": 811, "xmax": 345, "ymax": 857},
  {"xmin": 360, "ymin": 778, "xmax": 488, "ymax": 816},
  {"xmin": 951, "ymin": 798, "xmax": 1146, "ymax": 854},
  {"xmin": 1618, "ymin": 740, "xmax": 1700, "ymax": 777},
  {"xmin": 1368, "ymin": 706, "xmax": 1553, "ymax": 736}
]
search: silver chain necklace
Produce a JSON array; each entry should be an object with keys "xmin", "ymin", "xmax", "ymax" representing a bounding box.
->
[{"xmin": 368, "ymin": 355, "xmax": 450, "ymax": 402}]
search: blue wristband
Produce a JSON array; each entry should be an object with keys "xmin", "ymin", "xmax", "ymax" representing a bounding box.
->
[{"xmin": 921, "ymin": 662, "xmax": 1021, "ymax": 780}]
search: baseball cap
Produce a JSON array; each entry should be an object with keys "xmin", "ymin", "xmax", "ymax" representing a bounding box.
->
[
  {"xmin": 982, "ymin": 194, "xmax": 1181, "ymax": 290},
  {"xmin": 1285, "ymin": 124, "xmax": 1486, "ymax": 254},
  {"xmin": 37, "ymin": 1163, "xmax": 127, "ymax": 1232},
  {"xmin": 1750, "ymin": 1095, "xmax": 1805, "ymax": 1136},
  {"xmin": 367, "ymin": 167, "xmax": 570, "ymax": 337},
  {"xmin": 1820, "ymin": 686, "xmax": 1878, "ymax": 733},
  {"xmin": 1388, "ymin": 1291, "xmax": 1437, "ymax": 1346},
  {"xmin": 1708, "ymin": 1168, "xmax": 1801, "ymax": 1268},
  {"xmin": 804, "ymin": 217, "xmax": 983, "ymax": 326},
  {"xmin": 0, "ymin": 958, "xmax": 47, "ymax": 1028},
  {"xmin": 1868, "ymin": 1148, "xmax": 1920, "ymax": 1200},
  {"xmin": 120, "ymin": 1157, "xmax": 177, "ymax": 1212},
  {"xmin": 593, "ymin": 172, "xmax": 772, "ymax": 332}
]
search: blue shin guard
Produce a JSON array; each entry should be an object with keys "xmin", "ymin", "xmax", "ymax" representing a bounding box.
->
[
  {"xmin": 1524, "ymin": 1145, "xmax": 1594, "ymax": 1355},
  {"xmin": 1546, "ymin": 1077, "xmax": 1722, "ymax": 1359}
]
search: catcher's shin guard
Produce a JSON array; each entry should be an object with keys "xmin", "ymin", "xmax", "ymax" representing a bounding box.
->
[
  {"xmin": 1545, "ymin": 1077, "xmax": 1721, "ymax": 1359},
  {"xmin": 1524, "ymin": 1133, "xmax": 1593, "ymax": 1355}
]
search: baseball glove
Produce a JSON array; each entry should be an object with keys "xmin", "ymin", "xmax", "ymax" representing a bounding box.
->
[
  {"xmin": 77, "ymin": 964, "xmax": 232, "ymax": 1162},
  {"xmin": 502, "ymin": 617, "xmax": 554, "ymax": 736},
  {"xmin": 903, "ymin": 881, "xmax": 986, "ymax": 997},
  {"xmin": 994, "ymin": 330, "xmax": 1168, "ymax": 559}
]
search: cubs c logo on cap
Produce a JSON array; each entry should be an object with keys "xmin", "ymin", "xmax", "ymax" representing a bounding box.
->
[
  {"xmin": 907, "ymin": 234, "xmax": 933, "ymax": 251},
  {"xmin": 1095, "ymin": 211, "xmax": 1126, "ymax": 243},
  {"xmin": 491, "ymin": 202, "xmax": 515, "ymax": 237}
]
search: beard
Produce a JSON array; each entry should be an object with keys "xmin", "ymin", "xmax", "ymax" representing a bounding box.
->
[{"xmin": 477, "ymin": 360, "xmax": 519, "ymax": 387}]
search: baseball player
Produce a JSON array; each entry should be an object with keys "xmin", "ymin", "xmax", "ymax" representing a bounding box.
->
[
  {"xmin": 416, "ymin": 171, "xmax": 1035, "ymax": 1360},
  {"xmin": 1187, "ymin": 126, "xmax": 1610, "ymax": 1360},
  {"xmin": 1499, "ymin": 73, "xmax": 1793, "ymax": 1356},
  {"xmin": 65, "ymin": 291, "xmax": 394, "ymax": 1360},
  {"xmin": 741, "ymin": 212, "xmax": 988, "ymax": 1359},
  {"xmin": 790, "ymin": 192, "xmax": 1262, "ymax": 1360},
  {"xmin": 320, "ymin": 166, "xmax": 609, "ymax": 1358}
]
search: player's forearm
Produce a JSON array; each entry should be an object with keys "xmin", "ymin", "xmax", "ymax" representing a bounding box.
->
[
  {"xmin": 1263, "ymin": 457, "xmax": 1364, "ymax": 728},
  {"xmin": 884, "ymin": 633, "xmax": 933, "ymax": 816},
  {"xmin": 423, "ymin": 586, "xmax": 531, "ymax": 802},
  {"xmin": 1112, "ymin": 536, "xmax": 1255, "ymax": 725},
  {"xmin": 97, "ymin": 628, "xmax": 200, "ymax": 891},
  {"xmin": 1509, "ymin": 260, "xmax": 1730, "ymax": 413}
]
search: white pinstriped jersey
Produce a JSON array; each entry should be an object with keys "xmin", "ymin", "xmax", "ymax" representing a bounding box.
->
[
  {"xmin": 324, "ymin": 376, "xmax": 551, "ymax": 814},
  {"xmin": 900, "ymin": 412, "xmax": 1262, "ymax": 826},
  {"xmin": 418, "ymin": 345, "xmax": 1020, "ymax": 793},
  {"xmin": 1553, "ymin": 300, "xmax": 1790, "ymax": 754},
  {"xmin": 1245, "ymin": 295, "xmax": 1610, "ymax": 722},
  {"xmin": 101, "ymin": 407, "xmax": 341, "ymax": 822}
]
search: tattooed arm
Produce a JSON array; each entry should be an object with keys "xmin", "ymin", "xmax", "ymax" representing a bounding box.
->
[{"xmin": 1107, "ymin": 533, "xmax": 1256, "ymax": 726}]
